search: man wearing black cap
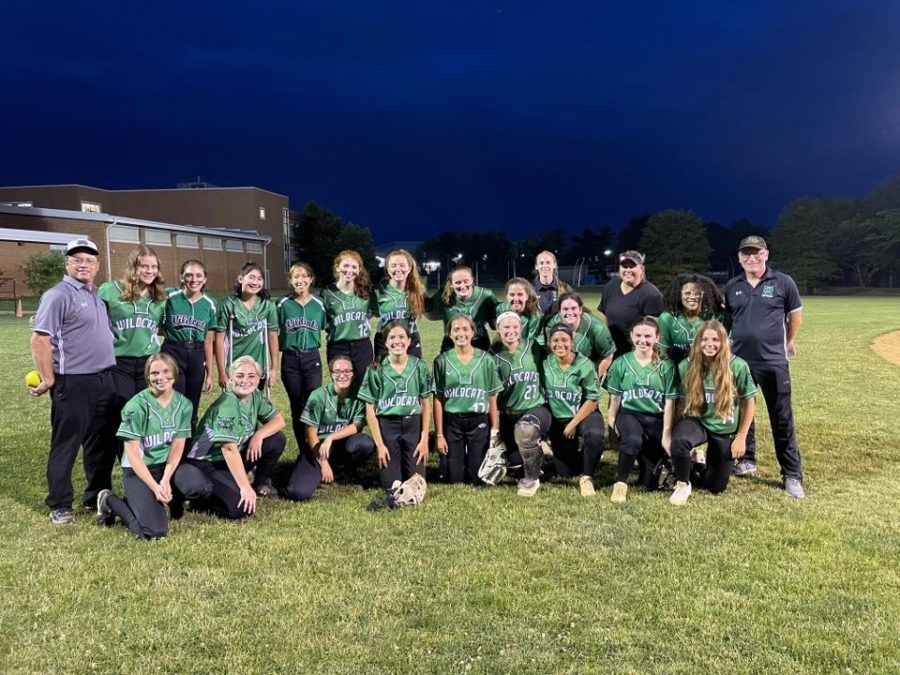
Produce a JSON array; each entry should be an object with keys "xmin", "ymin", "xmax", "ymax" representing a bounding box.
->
[
  {"xmin": 725, "ymin": 236, "xmax": 805, "ymax": 498},
  {"xmin": 28, "ymin": 239, "xmax": 117, "ymax": 523},
  {"xmin": 598, "ymin": 250, "xmax": 663, "ymax": 356}
]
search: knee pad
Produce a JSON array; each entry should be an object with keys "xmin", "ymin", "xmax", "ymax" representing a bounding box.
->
[{"xmin": 514, "ymin": 416, "xmax": 542, "ymax": 450}]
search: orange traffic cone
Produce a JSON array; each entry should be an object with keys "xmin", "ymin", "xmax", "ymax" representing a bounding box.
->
[{"xmin": 15, "ymin": 299, "xmax": 23, "ymax": 318}]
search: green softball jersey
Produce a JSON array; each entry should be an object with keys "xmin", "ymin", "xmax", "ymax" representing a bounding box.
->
[
  {"xmin": 541, "ymin": 354, "xmax": 600, "ymax": 419},
  {"xmin": 322, "ymin": 283, "xmax": 371, "ymax": 342},
  {"xmin": 433, "ymin": 348, "xmax": 502, "ymax": 414},
  {"xmin": 213, "ymin": 295, "xmax": 278, "ymax": 368},
  {"xmin": 605, "ymin": 352, "xmax": 678, "ymax": 415},
  {"xmin": 677, "ymin": 355, "xmax": 756, "ymax": 435},
  {"xmin": 494, "ymin": 302, "xmax": 544, "ymax": 342},
  {"xmin": 358, "ymin": 356, "xmax": 433, "ymax": 416},
  {"xmin": 162, "ymin": 288, "xmax": 216, "ymax": 344},
  {"xmin": 277, "ymin": 294, "xmax": 325, "ymax": 351},
  {"xmin": 187, "ymin": 389, "xmax": 279, "ymax": 463},
  {"xmin": 544, "ymin": 313, "xmax": 615, "ymax": 362},
  {"xmin": 427, "ymin": 287, "xmax": 497, "ymax": 340},
  {"xmin": 117, "ymin": 389, "xmax": 192, "ymax": 468},
  {"xmin": 658, "ymin": 311, "xmax": 726, "ymax": 355},
  {"xmin": 370, "ymin": 280, "xmax": 420, "ymax": 336},
  {"xmin": 492, "ymin": 339, "xmax": 546, "ymax": 414},
  {"xmin": 300, "ymin": 383, "xmax": 366, "ymax": 440},
  {"xmin": 98, "ymin": 281, "xmax": 166, "ymax": 357}
]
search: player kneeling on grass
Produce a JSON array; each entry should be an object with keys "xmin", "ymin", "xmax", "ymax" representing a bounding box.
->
[
  {"xmin": 359, "ymin": 321, "xmax": 433, "ymax": 491},
  {"xmin": 97, "ymin": 353, "xmax": 194, "ymax": 539},
  {"xmin": 669, "ymin": 321, "xmax": 756, "ymax": 505},
  {"xmin": 433, "ymin": 315, "xmax": 502, "ymax": 484},
  {"xmin": 171, "ymin": 356, "xmax": 286, "ymax": 518},
  {"xmin": 541, "ymin": 324, "xmax": 606, "ymax": 497},
  {"xmin": 605, "ymin": 317, "xmax": 678, "ymax": 504},
  {"xmin": 285, "ymin": 356, "xmax": 375, "ymax": 501},
  {"xmin": 492, "ymin": 312, "xmax": 551, "ymax": 497}
]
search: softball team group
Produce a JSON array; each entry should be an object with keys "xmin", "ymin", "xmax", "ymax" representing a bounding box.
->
[{"xmin": 32, "ymin": 244, "xmax": 765, "ymax": 539}]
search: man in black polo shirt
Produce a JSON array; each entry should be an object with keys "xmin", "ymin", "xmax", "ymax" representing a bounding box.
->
[
  {"xmin": 598, "ymin": 250, "xmax": 663, "ymax": 356},
  {"xmin": 725, "ymin": 235, "xmax": 804, "ymax": 498},
  {"xmin": 29, "ymin": 239, "xmax": 117, "ymax": 523}
]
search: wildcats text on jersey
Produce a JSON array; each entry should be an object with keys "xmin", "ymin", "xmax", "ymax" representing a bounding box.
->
[
  {"xmin": 333, "ymin": 311, "xmax": 367, "ymax": 325},
  {"xmin": 285, "ymin": 316, "xmax": 320, "ymax": 332},
  {"xmin": 376, "ymin": 395, "xmax": 419, "ymax": 412},
  {"xmin": 622, "ymin": 387, "xmax": 666, "ymax": 406},
  {"xmin": 114, "ymin": 317, "xmax": 159, "ymax": 331},
  {"xmin": 503, "ymin": 370, "xmax": 539, "ymax": 387},
  {"xmin": 443, "ymin": 386, "xmax": 488, "ymax": 400},
  {"xmin": 170, "ymin": 315, "xmax": 208, "ymax": 331}
]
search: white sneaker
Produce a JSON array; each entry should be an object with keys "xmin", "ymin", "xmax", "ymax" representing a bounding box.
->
[
  {"xmin": 517, "ymin": 478, "xmax": 540, "ymax": 497},
  {"xmin": 669, "ymin": 481, "xmax": 692, "ymax": 505},
  {"xmin": 579, "ymin": 475, "xmax": 596, "ymax": 497},
  {"xmin": 610, "ymin": 481, "xmax": 628, "ymax": 503}
]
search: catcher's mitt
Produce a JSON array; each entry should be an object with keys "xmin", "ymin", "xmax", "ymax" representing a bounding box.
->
[
  {"xmin": 386, "ymin": 473, "xmax": 427, "ymax": 509},
  {"xmin": 478, "ymin": 440, "xmax": 508, "ymax": 486}
]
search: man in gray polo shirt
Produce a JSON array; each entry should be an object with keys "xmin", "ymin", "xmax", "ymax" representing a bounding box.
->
[
  {"xmin": 725, "ymin": 235, "xmax": 804, "ymax": 498},
  {"xmin": 29, "ymin": 239, "xmax": 116, "ymax": 523}
]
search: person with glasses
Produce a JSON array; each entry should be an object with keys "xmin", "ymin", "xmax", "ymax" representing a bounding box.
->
[
  {"xmin": 724, "ymin": 236, "xmax": 805, "ymax": 498},
  {"xmin": 658, "ymin": 273, "xmax": 726, "ymax": 365},
  {"xmin": 29, "ymin": 239, "xmax": 116, "ymax": 524},
  {"xmin": 285, "ymin": 356, "xmax": 375, "ymax": 501},
  {"xmin": 597, "ymin": 251, "xmax": 663, "ymax": 356}
]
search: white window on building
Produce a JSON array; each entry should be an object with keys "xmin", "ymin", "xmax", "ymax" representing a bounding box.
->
[
  {"xmin": 109, "ymin": 224, "xmax": 140, "ymax": 243},
  {"xmin": 225, "ymin": 239, "xmax": 244, "ymax": 253},
  {"xmin": 202, "ymin": 236, "xmax": 222, "ymax": 250},
  {"xmin": 144, "ymin": 229, "xmax": 171, "ymax": 247},
  {"xmin": 247, "ymin": 241, "xmax": 263, "ymax": 254},
  {"xmin": 2, "ymin": 201, "xmax": 32, "ymax": 208},
  {"xmin": 176, "ymin": 233, "xmax": 199, "ymax": 249},
  {"xmin": 259, "ymin": 207, "xmax": 266, "ymax": 220},
  {"xmin": 81, "ymin": 201, "xmax": 102, "ymax": 213}
]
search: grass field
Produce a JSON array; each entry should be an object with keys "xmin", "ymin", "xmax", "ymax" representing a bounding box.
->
[{"xmin": 1, "ymin": 295, "xmax": 899, "ymax": 674}]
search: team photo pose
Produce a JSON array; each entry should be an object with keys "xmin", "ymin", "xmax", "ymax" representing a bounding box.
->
[
  {"xmin": 532, "ymin": 250, "xmax": 572, "ymax": 316},
  {"xmin": 658, "ymin": 273, "xmax": 726, "ymax": 364},
  {"xmin": 541, "ymin": 324, "xmax": 605, "ymax": 497},
  {"xmin": 213, "ymin": 261, "xmax": 279, "ymax": 392},
  {"xmin": 669, "ymin": 321, "xmax": 756, "ymax": 505},
  {"xmin": 598, "ymin": 250, "xmax": 663, "ymax": 356},
  {"xmin": 495, "ymin": 277, "xmax": 544, "ymax": 342},
  {"xmin": 605, "ymin": 317, "xmax": 678, "ymax": 503},
  {"xmin": 174, "ymin": 356, "xmax": 287, "ymax": 517},
  {"xmin": 492, "ymin": 311, "xmax": 551, "ymax": 497},
  {"xmin": 426, "ymin": 265, "xmax": 497, "ymax": 352},
  {"xmin": 161, "ymin": 259, "xmax": 216, "ymax": 429},
  {"xmin": 322, "ymin": 250, "xmax": 374, "ymax": 385},
  {"xmin": 277, "ymin": 262, "xmax": 326, "ymax": 450},
  {"xmin": 359, "ymin": 322, "xmax": 432, "ymax": 489},
  {"xmin": 371, "ymin": 249, "xmax": 425, "ymax": 361},
  {"xmin": 96, "ymin": 354, "xmax": 193, "ymax": 539},
  {"xmin": 547, "ymin": 292, "xmax": 616, "ymax": 379},
  {"xmin": 285, "ymin": 356, "xmax": 375, "ymax": 501},
  {"xmin": 432, "ymin": 315, "xmax": 502, "ymax": 484}
]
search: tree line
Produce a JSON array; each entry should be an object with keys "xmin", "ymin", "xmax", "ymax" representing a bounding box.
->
[{"xmin": 292, "ymin": 176, "xmax": 900, "ymax": 291}]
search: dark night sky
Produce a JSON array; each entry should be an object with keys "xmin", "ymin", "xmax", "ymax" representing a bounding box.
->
[{"xmin": 3, "ymin": 1, "xmax": 899, "ymax": 242}]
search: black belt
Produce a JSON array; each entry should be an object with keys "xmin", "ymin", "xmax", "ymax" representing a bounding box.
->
[{"xmin": 167, "ymin": 341, "xmax": 205, "ymax": 350}]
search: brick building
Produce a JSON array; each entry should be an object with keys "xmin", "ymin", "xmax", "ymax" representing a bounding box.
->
[
  {"xmin": 0, "ymin": 204, "xmax": 271, "ymax": 297},
  {"xmin": 0, "ymin": 182, "xmax": 294, "ymax": 284}
]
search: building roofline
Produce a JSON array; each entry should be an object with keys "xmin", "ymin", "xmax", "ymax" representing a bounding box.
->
[
  {"xmin": 0, "ymin": 228, "xmax": 86, "ymax": 245},
  {"xmin": 0, "ymin": 183, "xmax": 288, "ymax": 199},
  {"xmin": 0, "ymin": 205, "xmax": 271, "ymax": 244}
]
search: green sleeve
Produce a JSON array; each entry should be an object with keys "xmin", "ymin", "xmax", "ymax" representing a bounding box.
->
[
  {"xmin": 581, "ymin": 361, "xmax": 601, "ymax": 401},
  {"xmin": 256, "ymin": 392, "xmax": 278, "ymax": 422},
  {"xmin": 212, "ymin": 297, "xmax": 231, "ymax": 332},
  {"xmin": 117, "ymin": 397, "xmax": 148, "ymax": 441},
  {"xmin": 176, "ymin": 397, "xmax": 193, "ymax": 438},
  {"xmin": 677, "ymin": 360, "xmax": 688, "ymax": 399},
  {"xmin": 661, "ymin": 359, "xmax": 679, "ymax": 399},
  {"xmin": 605, "ymin": 357, "xmax": 624, "ymax": 394},
  {"xmin": 417, "ymin": 359, "xmax": 433, "ymax": 397},
  {"xmin": 300, "ymin": 389, "xmax": 323, "ymax": 428},
  {"xmin": 357, "ymin": 369, "xmax": 378, "ymax": 404},
  {"xmin": 348, "ymin": 397, "xmax": 366, "ymax": 424},
  {"xmin": 734, "ymin": 359, "xmax": 757, "ymax": 399},
  {"xmin": 265, "ymin": 300, "xmax": 278, "ymax": 331},
  {"xmin": 657, "ymin": 312, "xmax": 674, "ymax": 349},
  {"xmin": 591, "ymin": 319, "xmax": 616, "ymax": 358},
  {"xmin": 208, "ymin": 397, "xmax": 242, "ymax": 444},
  {"xmin": 486, "ymin": 357, "xmax": 503, "ymax": 395}
]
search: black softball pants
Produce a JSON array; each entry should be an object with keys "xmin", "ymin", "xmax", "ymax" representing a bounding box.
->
[
  {"xmin": 499, "ymin": 405, "xmax": 552, "ymax": 481},
  {"xmin": 162, "ymin": 341, "xmax": 206, "ymax": 429},
  {"xmin": 286, "ymin": 433, "xmax": 376, "ymax": 501},
  {"xmin": 443, "ymin": 412, "xmax": 491, "ymax": 484},
  {"xmin": 104, "ymin": 464, "xmax": 172, "ymax": 540},
  {"xmin": 172, "ymin": 432, "xmax": 286, "ymax": 519},
  {"xmin": 377, "ymin": 415, "xmax": 425, "ymax": 488},
  {"xmin": 671, "ymin": 417, "xmax": 733, "ymax": 494},
  {"xmin": 615, "ymin": 410, "xmax": 666, "ymax": 485},
  {"xmin": 281, "ymin": 348, "xmax": 323, "ymax": 449},
  {"xmin": 549, "ymin": 410, "xmax": 606, "ymax": 478}
]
